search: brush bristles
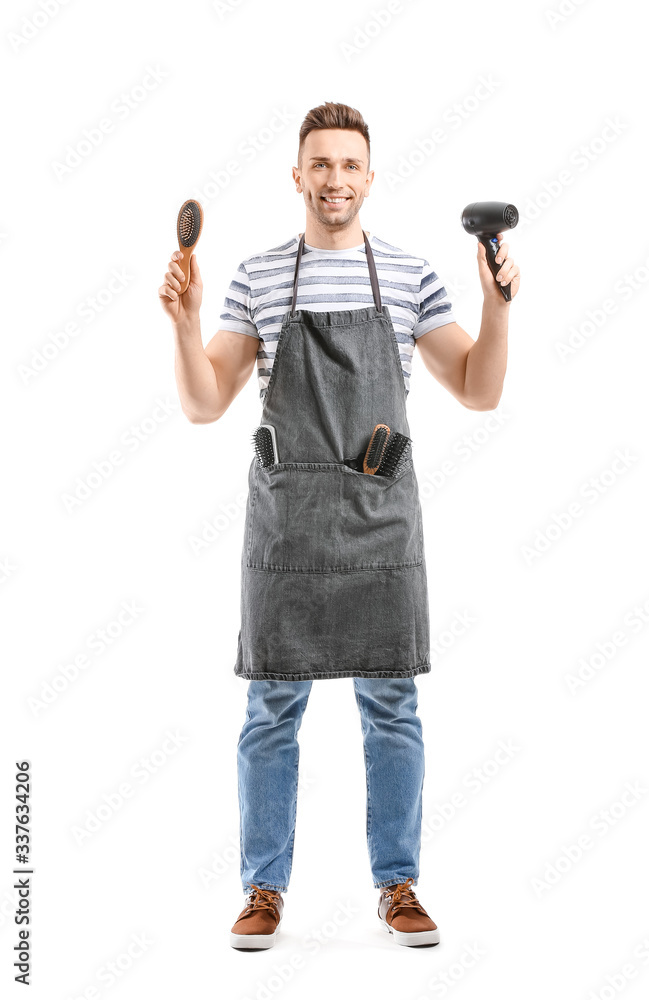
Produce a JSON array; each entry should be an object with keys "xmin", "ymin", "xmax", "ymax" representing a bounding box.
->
[
  {"xmin": 364, "ymin": 424, "xmax": 390, "ymax": 473},
  {"xmin": 179, "ymin": 203, "xmax": 201, "ymax": 247},
  {"xmin": 252, "ymin": 427, "xmax": 275, "ymax": 467},
  {"xmin": 377, "ymin": 434, "xmax": 411, "ymax": 477}
]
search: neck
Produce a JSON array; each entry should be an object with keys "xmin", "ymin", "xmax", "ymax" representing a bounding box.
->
[{"xmin": 302, "ymin": 219, "xmax": 367, "ymax": 249}]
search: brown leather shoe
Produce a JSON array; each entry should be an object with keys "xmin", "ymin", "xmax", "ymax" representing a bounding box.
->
[
  {"xmin": 230, "ymin": 885, "xmax": 284, "ymax": 950},
  {"xmin": 378, "ymin": 877, "xmax": 440, "ymax": 947}
]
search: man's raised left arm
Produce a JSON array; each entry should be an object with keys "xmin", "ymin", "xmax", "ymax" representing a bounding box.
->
[{"xmin": 415, "ymin": 234, "xmax": 520, "ymax": 410}]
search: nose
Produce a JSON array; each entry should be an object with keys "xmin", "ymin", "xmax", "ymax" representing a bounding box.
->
[{"xmin": 326, "ymin": 164, "xmax": 345, "ymax": 188}]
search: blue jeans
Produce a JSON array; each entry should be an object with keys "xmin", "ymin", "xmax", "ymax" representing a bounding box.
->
[{"xmin": 236, "ymin": 677, "xmax": 425, "ymax": 893}]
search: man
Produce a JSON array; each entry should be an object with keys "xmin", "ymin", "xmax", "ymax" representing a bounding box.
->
[{"xmin": 158, "ymin": 101, "xmax": 520, "ymax": 951}]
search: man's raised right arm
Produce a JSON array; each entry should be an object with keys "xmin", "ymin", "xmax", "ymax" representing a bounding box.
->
[{"xmin": 159, "ymin": 249, "xmax": 259, "ymax": 424}]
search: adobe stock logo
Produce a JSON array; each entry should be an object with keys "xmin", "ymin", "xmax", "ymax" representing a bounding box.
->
[
  {"xmin": 7, "ymin": 0, "xmax": 73, "ymax": 52},
  {"xmin": 340, "ymin": 1, "xmax": 407, "ymax": 62},
  {"xmin": 51, "ymin": 65, "xmax": 169, "ymax": 180},
  {"xmin": 531, "ymin": 781, "xmax": 646, "ymax": 897},
  {"xmin": 521, "ymin": 449, "xmax": 638, "ymax": 566}
]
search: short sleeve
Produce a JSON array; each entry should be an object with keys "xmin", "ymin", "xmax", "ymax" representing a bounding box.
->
[
  {"xmin": 218, "ymin": 262, "xmax": 259, "ymax": 338},
  {"xmin": 412, "ymin": 261, "xmax": 456, "ymax": 339}
]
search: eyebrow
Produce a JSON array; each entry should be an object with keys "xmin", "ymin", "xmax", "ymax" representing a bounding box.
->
[{"xmin": 309, "ymin": 156, "xmax": 364, "ymax": 164}]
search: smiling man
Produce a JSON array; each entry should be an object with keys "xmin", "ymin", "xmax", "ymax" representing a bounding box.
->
[{"xmin": 158, "ymin": 101, "xmax": 520, "ymax": 951}]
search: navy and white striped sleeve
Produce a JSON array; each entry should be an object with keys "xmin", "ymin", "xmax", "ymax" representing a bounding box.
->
[
  {"xmin": 219, "ymin": 262, "xmax": 259, "ymax": 338},
  {"xmin": 413, "ymin": 261, "xmax": 456, "ymax": 339}
]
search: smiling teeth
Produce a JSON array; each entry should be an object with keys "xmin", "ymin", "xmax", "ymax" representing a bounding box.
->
[{"xmin": 323, "ymin": 197, "xmax": 347, "ymax": 202}]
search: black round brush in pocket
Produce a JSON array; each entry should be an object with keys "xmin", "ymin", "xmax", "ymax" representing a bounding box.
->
[
  {"xmin": 252, "ymin": 424, "xmax": 279, "ymax": 467},
  {"xmin": 376, "ymin": 432, "xmax": 412, "ymax": 477}
]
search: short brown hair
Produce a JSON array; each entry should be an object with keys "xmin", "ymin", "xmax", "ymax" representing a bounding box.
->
[{"xmin": 297, "ymin": 101, "xmax": 370, "ymax": 169}]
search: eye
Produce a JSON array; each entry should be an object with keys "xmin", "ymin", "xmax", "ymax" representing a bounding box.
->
[{"xmin": 348, "ymin": 164, "xmax": 358, "ymax": 170}]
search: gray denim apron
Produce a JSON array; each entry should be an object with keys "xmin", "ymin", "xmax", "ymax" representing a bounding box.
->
[{"xmin": 234, "ymin": 231, "xmax": 431, "ymax": 681}]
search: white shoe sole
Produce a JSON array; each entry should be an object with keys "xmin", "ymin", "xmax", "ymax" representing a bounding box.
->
[
  {"xmin": 230, "ymin": 917, "xmax": 282, "ymax": 950},
  {"xmin": 381, "ymin": 920, "xmax": 440, "ymax": 947}
]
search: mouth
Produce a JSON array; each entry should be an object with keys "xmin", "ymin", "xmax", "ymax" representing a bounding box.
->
[{"xmin": 320, "ymin": 195, "xmax": 351, "ymax": 207}]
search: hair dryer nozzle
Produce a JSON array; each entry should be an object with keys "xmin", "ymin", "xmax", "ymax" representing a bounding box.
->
[{"xmin": 461, "ymin": 201, "xmax": 519, "ymax": 236}]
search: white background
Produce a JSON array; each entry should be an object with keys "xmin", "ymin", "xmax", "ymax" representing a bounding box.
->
[{"xmin": 3, "ymin": 0, "xmax": 649, "ymax": 996}]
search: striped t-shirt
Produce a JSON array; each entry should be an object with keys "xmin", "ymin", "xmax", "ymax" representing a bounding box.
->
[{"xmin": 218, "ymin": 233, "xmax": 456, "ymax": 400}]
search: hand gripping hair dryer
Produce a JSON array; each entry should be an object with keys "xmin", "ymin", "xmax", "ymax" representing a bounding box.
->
[{"xmin": 461, "ymin": 201, "xmax": 519, "ymax": 302}]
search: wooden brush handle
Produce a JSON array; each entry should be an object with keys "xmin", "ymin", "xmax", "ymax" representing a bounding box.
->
[{"xmin": 177, "ymin": 247, "xmax": 196, "ymax": 294}]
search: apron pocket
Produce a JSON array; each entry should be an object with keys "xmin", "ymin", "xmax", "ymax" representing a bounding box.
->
[{"xmin": 246, "ymin": 461, "xmax": 423, "ymax": 572}]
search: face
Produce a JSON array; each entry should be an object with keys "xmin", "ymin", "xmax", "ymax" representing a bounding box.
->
[{"xmin": 293, "ymin": 128, "xmax": 374, "ymax": 230}]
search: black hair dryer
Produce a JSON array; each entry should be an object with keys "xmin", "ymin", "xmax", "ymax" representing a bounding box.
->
[{"xmin": 461, "ymin": 201, "xmax": 519, "ymax": 302}]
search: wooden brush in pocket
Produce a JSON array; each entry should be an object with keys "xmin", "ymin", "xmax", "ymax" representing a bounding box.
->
[{"xmin": 363, "ymin": 424, "xmax": 391, "ymax": 474}]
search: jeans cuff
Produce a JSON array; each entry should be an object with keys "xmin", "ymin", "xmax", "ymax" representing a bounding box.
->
[
  {"xmin": 374, "ymin": 877, "xmax": 419, "ymax": 889},
  {"xmin": 243, "ymin": 881, "xmax": 288, "ymax": 894}
]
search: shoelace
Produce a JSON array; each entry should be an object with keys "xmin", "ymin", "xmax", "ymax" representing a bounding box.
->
[
  {"xmin": 244, "ymin": 884, "xmax": 281, "ymax": 915},
  {"xmin": 383, "ymin": 877, "xmax": 426, "ymax": 915}
]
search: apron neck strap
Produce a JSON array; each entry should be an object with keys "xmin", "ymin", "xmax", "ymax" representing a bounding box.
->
[
  {"xmin": 363, "ymin": 231, "xmax": 383, "ymax": 314},
  {"xmin": 290, "ymin": 230, "xmax": 383, "ymax": 317}
]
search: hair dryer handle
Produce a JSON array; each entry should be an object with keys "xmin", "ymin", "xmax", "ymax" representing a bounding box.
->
[{"xmin": 479, "ymin": 235, "xmax": 511, "ymax": 302}]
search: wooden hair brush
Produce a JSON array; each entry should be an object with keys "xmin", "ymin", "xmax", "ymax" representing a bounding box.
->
[
  {"xmin": 363, "ymin": 423, "xmax": 390, "ymax": 475},
  {"xmin": 176, "ymin": 199, "xmax": 204, "ymax": 293}
]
